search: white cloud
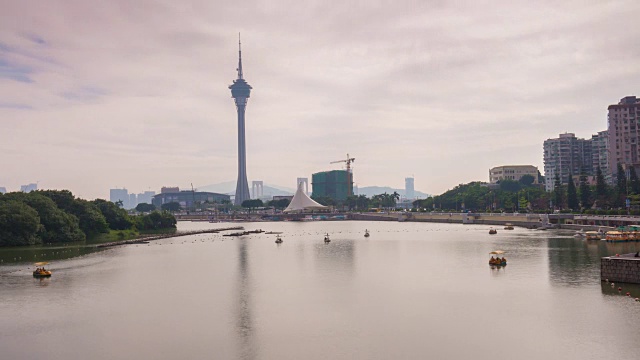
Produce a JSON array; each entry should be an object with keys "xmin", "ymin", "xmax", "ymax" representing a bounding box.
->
[{"xmin": 1, "ymin": 0, "xmax": 639, "ymax": 198}]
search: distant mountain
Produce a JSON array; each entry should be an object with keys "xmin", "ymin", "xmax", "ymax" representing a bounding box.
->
[
  {"xmin": 356, "ymin": 186, "xmax": 430, "ymax": 199},
  {"xmin": 197, "ymin": 181, "xmax": 295, "ymax": 197}
]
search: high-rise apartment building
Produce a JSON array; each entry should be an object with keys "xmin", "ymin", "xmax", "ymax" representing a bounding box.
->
[
  {"xmin": 129, "ymin": 193, "xmax": 137, "ymax": 209},
  {"xmin": 591, "ymin": 130, "xmax": 610, "ymax": 182},
  {"xmin": 20, "ymin": 183, "xmax": 38, "ymax": 193},
  {"xmin": 137, "ymin": 191, "xmax": 156, "ymax": 205},
  {"xmin": 405, "ymin": 177, "xmax": 415, "ymax": 199},
  {"xmin": 543, "ymin": 133, "xmax": 592, "ymax": 191},
  {"xmin": 607, "ymin": 96, "xmax": 640, "ymax": 179},
  {"xmin": 110, "ymin": 188, "xmax": 129, "ymax": 208}
]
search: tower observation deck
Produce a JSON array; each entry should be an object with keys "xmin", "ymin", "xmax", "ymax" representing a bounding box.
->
[{"xmin": 229, "ymin": 35, "xmax": 252, "ymax": 206}]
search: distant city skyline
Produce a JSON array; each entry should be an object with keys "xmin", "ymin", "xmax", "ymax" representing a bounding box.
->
[{"xmin": 2, "ymin": 1, "xmax": 639, "ymax": 200}]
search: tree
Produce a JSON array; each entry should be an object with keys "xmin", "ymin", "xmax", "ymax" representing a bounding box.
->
[
  {"xmin": 499, "ymin": 180, "xmax": 521, "ymax": 192},
  {"xmin": 267, "ymin": 198, "xmax": 290, "ymax": 210},
  {"xmin": 241, "ymin": 199, "xmax": 264, "ymax": 211},
  {"xmin": 567, "ymin": 173, "xmax": 578, "ymax": 211},
  {"xmin": 578, "ymin": 169, "xmax": 592, "ymax": 209},
  {"xmin": 161, "ymin": 202, "xmax": 182, "ymax": 213},
  {"xmin": 135, "ymin": 203, "xmax": 156, "ymax": 213},
  {"xmin": 311, "ymin": 196, "xmax": 336, "ymax": 206},
  {"xmin": 0, "ymin": 200, "xmax": 42, "ymax": 246},
  {"xmin": 94, "ymin": 199, "xmax": 134, "ymax": 230},
  {"xmin": 10, "ymin": 192, "xmax": 86, "ymax": 243},
  {"xmin": 553, "ymin": 173, "xmax": 564, "ymax": 209},
  {"xmin": 133, "ymin": 211, "xmax": 177, "ymax": 230},
  {"xmin": 356, "ymin": 195, "xmax": 369, "ymax": 210},
  {"xmin": 595, "ymin": 166, "xmax": 608, "ymax": 208},
  {"xmin": 616, "ymin": 163, "xmax": 627, "ymax": 207},
  {"xmin": 39, "ymin": 190, "xmax": 109, "ymax": 237},
  {"xmin": 519, "ymin": 174, "xmax": 535, "ymax": 186},
  {"xmin": 630, "ymin": 167, "xmax": 640, "ymax": 195}
]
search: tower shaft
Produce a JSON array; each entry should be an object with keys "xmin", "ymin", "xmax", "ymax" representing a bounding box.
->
[
  {"xmin": 229, "ymin": 34, "xmax": 252, "ymax": 206},
  {"xmin": 235, "ymin": 103, "xmax": 250, "ymax": 205}
]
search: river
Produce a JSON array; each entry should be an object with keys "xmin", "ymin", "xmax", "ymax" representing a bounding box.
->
[{"xmin": 1, "ymin": 221, "xmax": 639, "ymax": 359}]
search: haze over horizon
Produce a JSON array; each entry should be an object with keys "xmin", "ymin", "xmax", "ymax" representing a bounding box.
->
[{"xmin": 2, "ymin": 1, "xmax": 640, "ymax": 200}]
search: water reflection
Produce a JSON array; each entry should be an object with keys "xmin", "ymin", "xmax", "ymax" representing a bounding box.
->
[
  {"xmin": 235, "ymin": 239, "xmax": 255, "ymax": 360},
  {"xmin": 547, "ymin": 237, "xmax": 640, "ymax": 286},
  {"xmin": 600, "ymin": 281, "xmax": 640, "ymax": 298}
]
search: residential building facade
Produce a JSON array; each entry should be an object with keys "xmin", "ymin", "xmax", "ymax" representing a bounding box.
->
[
  {"xmin": 20, "ymin": 183, "xmax": 37, "ymax": 193},
  {"xmin": 607, "ymin": 96, "xmax": 640, "ymax": 180},
  {"xmin": 489, "ymin": 165, "xmax": 539, "ymax": 184},
  {"xmin": 543, "ymin": 133, "xmax": 593, "ymax": 191},
  {"xmin": 591, "ymin": 130, "xmax": 610, "ymax": 183},
  {"xmin": 152, "ymin": 191, "xmax": 230, "ymax": 209},
  {"xmin": 405, "ymin": 177, "xmax": 415, "ymax": 200},
  {"xmin": 110, "ymin": 188, "xmax": 129, "ymax": 208}
]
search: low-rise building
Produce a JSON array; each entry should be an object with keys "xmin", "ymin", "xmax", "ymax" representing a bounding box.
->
[
  {"xmin": 152, "ymin": 191, "xmax": 230, "ymax": 209},
  {"xmin": 489, "ymin": 165, "xmax": 539, "ymax": 184}
]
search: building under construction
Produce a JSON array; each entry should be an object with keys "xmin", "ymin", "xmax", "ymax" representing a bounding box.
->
[{"xmin": 311, "ymin": 170, "xmax": 353, "ymax": 202}]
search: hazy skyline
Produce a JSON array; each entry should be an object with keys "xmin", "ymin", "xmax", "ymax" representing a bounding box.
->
[{"xmin": 2, "ymin": 0, "xmax": 640, "ymax": 200}]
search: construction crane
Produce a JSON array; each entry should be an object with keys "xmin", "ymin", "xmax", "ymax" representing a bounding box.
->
[
  {"xmin": 330, "ymin": 154, "xmax": 355, "ymax": 173},
  {"xmin": 330, "ymin": 154, "xmax": 356, "ymax": 196}
]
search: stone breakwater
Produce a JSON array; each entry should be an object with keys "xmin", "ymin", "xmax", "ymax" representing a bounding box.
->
[
  {"xmin": 601, "ymin": 254, "xmax": 640, "ymax": 284},
  {"xmin": 96, "ymin": 226, "xmax": 244, "ymax": 248}
]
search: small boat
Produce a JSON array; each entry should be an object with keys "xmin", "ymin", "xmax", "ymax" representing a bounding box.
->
[
  {"xmin": 364, "ymin": 230, "xmax": 370, "ymax": 237},
  {"xmin": 324, "ymin": 233, "xmax": 330, "ymax": 243},
  {"xmin": 265, "ymin": 231, "xmax": 283, "ymax": 235},
  {"xmin": 489, "ymin": 251, "xmax": 507, "ymax": 266},
  {"xmin": 489, "ymin": 228, "xmax": 497, "ymax": 235},
  {"xmin": 585, "ymin": 231, "xmax": 601, "ymax": 241},
  {"xmin": 275, "ymin": 235, "xmax": 283, "ymax": 244},
  {"xmin": 504, "ymin": 223, "xmax": 514, "ymax": 230},
  {"xmin": 33, "ymin": 262, "xmax": 52, "ymax": 277}
]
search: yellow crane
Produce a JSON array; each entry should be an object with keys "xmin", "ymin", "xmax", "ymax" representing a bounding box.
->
[
  {"xmin": 330, "ymin": 154, "xmax": 355, "ymax": 173},
  {"xmin": 330, "ymin": 154, "xmax": 356, "ymax": 196}
]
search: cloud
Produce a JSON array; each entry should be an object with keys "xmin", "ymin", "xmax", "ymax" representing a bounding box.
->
[{"xmin": 0, "ymin": 0, "xmax": 639, "ymax": 198}]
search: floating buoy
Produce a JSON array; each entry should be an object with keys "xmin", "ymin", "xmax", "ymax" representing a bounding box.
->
[
  {"xmin": 635, "ymin": 298, "xmax": 639, "ymax": 302},
  {"xmin": 605, "ymin": 279, "xmax": 609, "ymax": 282},
  {"xmin": 626, "ymin": 292, "xmax": 631, "ymax": 296},
  {"xmin": 618, "ymin": 287, "xmax": 622, "ymax": 292},
  {"xmin": 611, "ymin": 283, "xmax": 615, "ymax": 287}
]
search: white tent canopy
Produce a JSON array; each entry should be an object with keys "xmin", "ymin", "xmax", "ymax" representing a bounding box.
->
[{"xmin": 283, "ymin": 183, "xmax": 329, "ymax": 213}]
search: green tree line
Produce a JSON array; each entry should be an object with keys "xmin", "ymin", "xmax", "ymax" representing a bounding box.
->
[{"xmin": 0, "ymin": 190, "xmax": 176, "ymax": 247}]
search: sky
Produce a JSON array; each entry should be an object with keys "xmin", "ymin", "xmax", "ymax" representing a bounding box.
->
[{"xmin": 1, "ymin": 0, "xmax": 640, "ymax": 200}]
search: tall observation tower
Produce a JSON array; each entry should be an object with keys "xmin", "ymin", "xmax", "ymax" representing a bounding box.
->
[{"xmin": 229, "ymin": 35, "xmax": 252, "ymax": 206}]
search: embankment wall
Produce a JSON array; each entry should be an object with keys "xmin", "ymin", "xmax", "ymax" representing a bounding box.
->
[{"xmin": 601, "ymin": 256, "xmax": 640, "ymax": 284}]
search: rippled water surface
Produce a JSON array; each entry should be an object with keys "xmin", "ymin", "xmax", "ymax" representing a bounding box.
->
[{"xmin": 1, "ymin": 221, "xmax": 640, "ymax": 360}]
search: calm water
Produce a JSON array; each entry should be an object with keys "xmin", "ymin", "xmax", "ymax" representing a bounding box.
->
[{"xmin": 1, "ymin": 221, "xmax": 640, "ymax": 360}]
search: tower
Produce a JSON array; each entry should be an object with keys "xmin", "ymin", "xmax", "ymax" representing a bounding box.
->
[{"xmin": 229, "ymin": 34, "xmax": 252, "ymax": 205}]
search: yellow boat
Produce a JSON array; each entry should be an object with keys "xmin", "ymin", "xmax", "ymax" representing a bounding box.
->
[
  {"xmin": 489, "ymin": 250, "xmax": 507, "ymax": 266},
  {"xmin": 605, "ymin": 231, "xmax": 628, "ymax": 242},
  {"xmin": 33, "ymin": 262, "xmax": 52, "ymax": 277},
  {"xmin": 585, "ymin": 231, "xmax": 601, "ymax": 241}
]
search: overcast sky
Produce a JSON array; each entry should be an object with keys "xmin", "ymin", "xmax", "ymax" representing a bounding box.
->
[{"xmin": 2, "ymin": 0, "xmax": 640, "ymax": 199}]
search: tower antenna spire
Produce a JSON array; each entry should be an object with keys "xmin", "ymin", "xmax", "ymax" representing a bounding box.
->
[{"xmin": 237, "ymin": 32, "xmax": 243, "ymax": 79}]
